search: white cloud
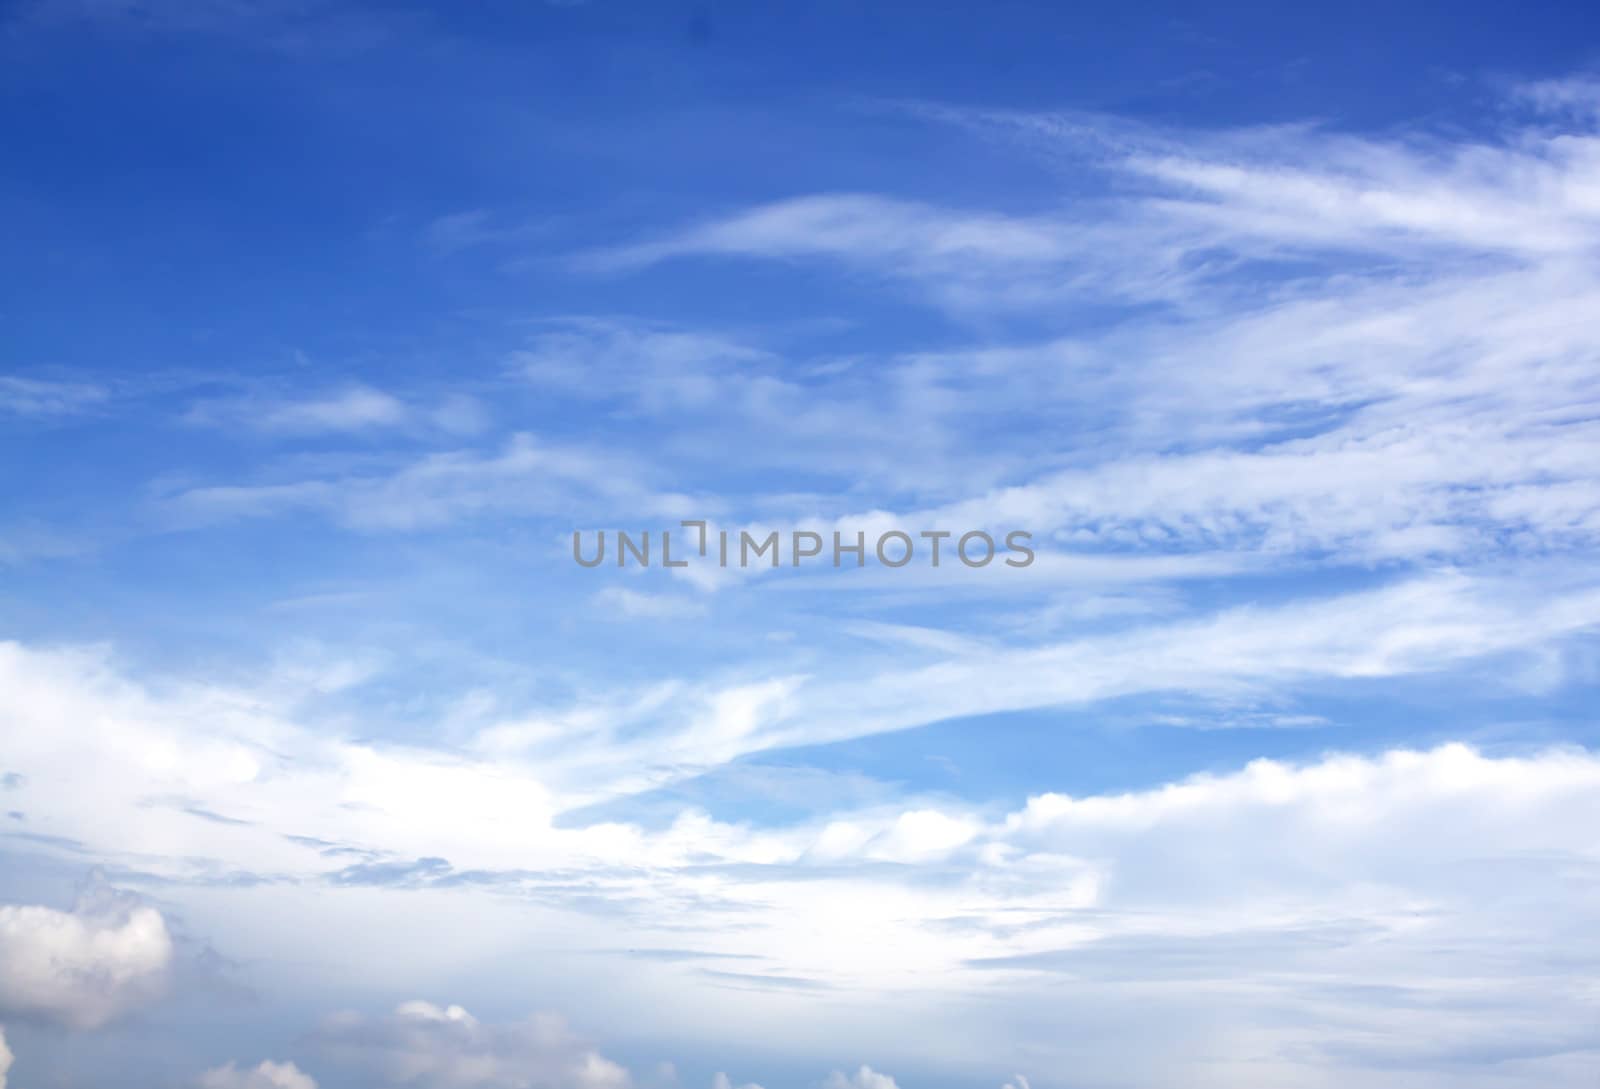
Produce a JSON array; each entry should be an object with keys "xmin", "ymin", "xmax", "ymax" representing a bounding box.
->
[
  {"xmin": 425, "ymin": 209, "xmax": 550, "ymax": 254},
  {"xmin": 2, "ymin": 566, "xmax": 1598, "ymax": 883},
  {"xmin": 0, "ymin": 879, "xmax": 174, "ymax": 1030},
  {"xmin": 166, "ymin": 85, "xmax": 1600, "ymax": 560},
  {"xmin": 1516, "ymin": 76, "xmax": 1600, "ymax": 119},
  {"xmin": 314, "ymin": 1001, "xmax": 629, "ymax": 1089},
  {"xmin": 505, "ymin": 317, "xmax": 988, "ymax": 494},
  {"xmin": 867, "ymin": 809, "xmax": 979, "ymax": 863},
  {"xmin": 823, "ymin": 1066, "xmax": 899, "ymax": 1089},
  {"xmin": 511, "ymin": 319, "xmax": 775, "ymax": 404},
  {"xmin": 0, "ymin": 1026, "xmax": 11, "ymax": 1089},
  {"xmin": 711, "ymin": 1073, "xmax": 763, "ymax": 1089},
  {"xmin": 4, "ymin": 625, "xmax": 1599, "ymax": 1082},
  {"xmin": 594, "ymin": 586, "xmax": 708, "ymax": 620},
  {"xmin": 258, "ymin": 386, "xmax": 409, "ymax": 433},
  {"xmin": 5, "ymin": 76, "xmax": 1600, "ymax": 1089},
  {"xmin": 198, "ymin": 1060, "xmax": 319, "ymax": 1089},
  {"xmin": 629, "ymin": 192, "xmax": 1065, "ymax": 267},
  {"xmin": 185, "ymin": 385, "xmax": 489, "ymax": 439},
  {"xmin": 0, "ymin": 375, "xmax": 106, "ymax": 416},
  {"xmin": 161, "ymin": 432, "xmax": 688, "ymax": 531},
  {"xmin": 607, "ymin": 86, "xmax": 1600, "ymax": 290},
  {"xmin": 558, "ymin": 84, "xmax": 1600, "ymax": 574}
]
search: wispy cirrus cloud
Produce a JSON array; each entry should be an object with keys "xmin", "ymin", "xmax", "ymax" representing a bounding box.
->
[
  {"xmin": 0, "ymin": 375, "xmax": 107, "ymax": 417},
  {"xmin": 549, "ymin": 88, "xmax": 1600, "ymax": 589},
  {"xmin": 184, "ymin": 385, "xmax": 489, "ymax": 439},
  {"xmin": 158, "ymin": 431, "xmax": 694, "ymax": 530},
  {"xmin": 150, "ymin": 89, "xmax": 1600, "ymax": 575},
  {"xmin": 582, "ymin": 82, "xmax": 1600, "ymax": 331}
]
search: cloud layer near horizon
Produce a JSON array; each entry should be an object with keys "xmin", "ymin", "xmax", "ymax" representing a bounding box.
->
[{"xmin": 2, "ymin": 49, "xmax": 1600, "ymax": 1089}]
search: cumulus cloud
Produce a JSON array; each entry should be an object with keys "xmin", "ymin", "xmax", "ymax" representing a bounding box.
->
[
  {"xmin": 864, "ymin": 809, "xmax": 979, "ymax": 863},
  {"xmin": 314, "ymin": 1000, "xmax": 630, "ymax": 1089},
  {"xmin": 823, "ymin": 1067, "xmax": 899, "ymax": 1089},
  {"xmin": 711, "ymin": 1073, "xmax": 763, "ymax": 1089},
  {"xmin": 198, "ymin": 1060, "xmax": 319, "ymax": 1089},
  {"xmin": 0, "ymin": 1026, "xmax": 12, "ymax": 1089},
  {"xmin": 0, "ymin": 878, "xmax": 174, "ymax": 1030},
  {"xmin": 4, "ymin": 625, "xmax": 1600, "ymax": 1082}
]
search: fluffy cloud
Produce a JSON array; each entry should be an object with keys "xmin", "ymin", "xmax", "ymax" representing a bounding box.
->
[
  {"xmin": 198, "ymin": 1060, "xmax": 319, "ymax": 1089},
  {"xmin": 0, "ymin": 879, "xmax": 174, "ymax": 1030},
  {"xmin": 823, "ymin": 1067, "xmax": 899, "ymax": 1089},
  {"xmin": 988, "ymin": 742, "xmax": 1600, "ymax": 938},
  {"xmin": 314, "ymin": 1001, "xmax": 630, "ymax": 1089},
  {"xmin": 711, "ymin": 1073, "xmax": 763, "ymax": 1089},
  {"xmin": 0, "ymin": 1026, "xmax": 12, "ymax": 1089},
  {"xmin": 4, "ymin": 624, "xmax": 1600, "ymax": 1083}
]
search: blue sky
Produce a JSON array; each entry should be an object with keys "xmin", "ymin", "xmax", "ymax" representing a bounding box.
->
[{"xmin": 3, "ymin": 3, "xmax": 1600, "ymax": 1088}]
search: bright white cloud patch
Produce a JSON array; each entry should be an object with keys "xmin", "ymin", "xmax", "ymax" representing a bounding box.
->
[
  {"xmin": 6, "ymin": 627, "xmax": 1581, "ymax": 1080},
  {"xmin": 711, "ymin": 1072, "xmax": 763, "ymax": 1089},
  {"xmin": 0, "ymin": 1026, "xmax": 12, "ymax": 1089},
  {"xmin": 0, "ymin": 881, "xmax": 174, "ymax": 1030},
  {"xmin": 257, "ymin": 385, "xmax": 409, "ymax": 433},
  {"xmin": 823, "ymin": 1067, "xmax": 900, "ymax": 1089},
  {"xmin": 314, "ymin": 1001, "xmax": 629, "ymax": 1089},
  {"xmin": 199, "ymin": 1060, "xmax": 320, "ymax": 1089}
]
